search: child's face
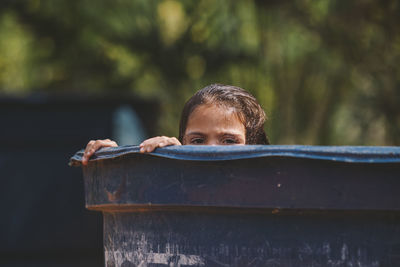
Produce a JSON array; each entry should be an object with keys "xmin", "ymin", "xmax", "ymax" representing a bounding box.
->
[{"xmin": 183, "ymin": 104, "xmax": 246, "ymax": 145}]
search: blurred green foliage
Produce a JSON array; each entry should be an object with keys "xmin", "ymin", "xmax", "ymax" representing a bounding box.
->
[{"xmin": 0, "ymin": 0, "xmax": 399, "ymax": 145}]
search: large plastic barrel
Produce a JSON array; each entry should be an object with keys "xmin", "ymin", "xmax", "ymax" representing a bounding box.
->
[{"xmin": 70, "ymin": 145, "xmax": 400, "ymax": 266}]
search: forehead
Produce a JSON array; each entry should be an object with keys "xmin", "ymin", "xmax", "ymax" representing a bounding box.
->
[{"xmin": 185, "ymin": 104, "xmax": 245, "ymax": 134}]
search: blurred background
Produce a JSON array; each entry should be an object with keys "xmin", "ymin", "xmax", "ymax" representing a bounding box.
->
[
  {"xmin": 0, "ymin": 0, "xmax": 399, "ymax": 145},
  {"xmin": 0, "ymin": 0, "xmax": 399, "ymax": 266}
]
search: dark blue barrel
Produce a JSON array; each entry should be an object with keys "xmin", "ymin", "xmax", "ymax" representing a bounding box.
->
[{"xmin": 70, "ymin": 145, "xmax": 400, "ymax": 267}]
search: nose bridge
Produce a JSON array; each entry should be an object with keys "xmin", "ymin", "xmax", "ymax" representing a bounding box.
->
[
  {"xmin": 206, "ymin": 142, "xmax": 218, "ymax": 146},
  {"xmin": 205, "ymin": 137, "xmax": 219, "ymax": 146}
]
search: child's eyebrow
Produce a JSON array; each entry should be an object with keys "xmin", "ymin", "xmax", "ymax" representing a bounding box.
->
[
  {"xmin": 185, "ymin": 131, "xmax": 205, "ymax": 136},
  {"xmin": 186, "ymin": 132, "xmax": 243, "ymax": 138},
  {"xmin": 221, "ymin": 133, "xmax": 240, "ymax": 138}
]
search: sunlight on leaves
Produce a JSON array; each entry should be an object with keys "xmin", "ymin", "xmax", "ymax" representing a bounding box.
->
[{"xmin": 157, "ymin": 0, "xmax": 188, "ymax": 46}]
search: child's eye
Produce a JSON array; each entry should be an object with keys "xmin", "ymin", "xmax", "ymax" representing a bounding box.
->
[
  {"xmin": 190, "ymin": 138, "xmax": 204, "ymax": 144},
  {"xmin": 222, "ymin": 138, "xmax": 239, "ymax": 145}
]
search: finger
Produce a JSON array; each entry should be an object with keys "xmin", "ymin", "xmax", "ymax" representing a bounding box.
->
[
  {"xmin": 85, "ymin": 140, "xmax": 95, "ymax": 151},
  {"xmin": 140, "ymin": 137, "xmax": 163, "ymax": 152},
  {"xmin": 83, "ymin": 139, "xmax": 118, "ymax": 164},
  {"xmin": 159, "ymin": 137, "xmax": 181, "ymax": 147},
  {"xmin": 82, "ymin": 156, "xmax": 88, "ymax": 166},
  {"xmin": 158, "ymin": 140, "xmax": 172, "ymax": 147},
  {"xmin": 170, "ymin": 137, "xmax": 181, "ymax": 146},
  {"xmin": 141, "ymin": 139, "xmax": 163, "ymax": 153},
  {"xmin": 82, "ymin": 145, "xmax": 98, "ymax": 165},
  {"xmin": 139, "ymin": 136, "xmax": 182, "ymax": 153},
  {"xmin": 84, "ymin": 140, "xmax": 95, "ymax": 157},
  {"xmin": 91, "ymin": 140, "xmax": 117, "ymax": 152},
  {"xmin": 147, "ymin": 137, "xmax": 180, "ymax": 150},
  {"xmin": 140, "ymin": 136, "xmax": 162, "ymax": 146},
  {"xmin": 144, "ymin": 141, "xmax": 159, "ymax": 153},
  {"xmin": 158, "ymin": 137, "xmax": 169, "ymax": 147},
  {"xmin": 83, "ymin": 140, "xmax": 95, "ymax": 165}
]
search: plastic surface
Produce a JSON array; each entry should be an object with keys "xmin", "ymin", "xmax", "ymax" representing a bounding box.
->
[{"xmin": 69, "ymin": 145, "xmax": 400, "ymax": 166}]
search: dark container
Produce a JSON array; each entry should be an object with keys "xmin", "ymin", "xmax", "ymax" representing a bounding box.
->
[{"xmin": 70, "ymin": 145, "xmax": 400, "ymax": 267}]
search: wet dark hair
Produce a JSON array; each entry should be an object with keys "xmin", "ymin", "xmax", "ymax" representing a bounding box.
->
[{"xmin": 178, "ymin": 84, "xmax": 270, "ymax": 145}]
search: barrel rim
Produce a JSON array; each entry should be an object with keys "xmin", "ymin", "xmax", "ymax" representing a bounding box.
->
[{"xmin": 69, "ymin": 145, "xmax": 400, "ymax": 166}]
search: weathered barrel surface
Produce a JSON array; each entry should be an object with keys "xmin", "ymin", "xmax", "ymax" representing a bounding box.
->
[{"xmin": 70, "ymin": 145, "xmax": 400, "ymax": 267}]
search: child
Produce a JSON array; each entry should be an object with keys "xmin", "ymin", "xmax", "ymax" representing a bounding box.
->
[{"xmin": 82, "ymin": 84, "xmax": 269, "ymax": 165}]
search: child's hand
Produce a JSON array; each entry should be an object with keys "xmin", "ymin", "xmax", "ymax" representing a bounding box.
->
[
  {"xmin": 139, "ymin": 136, "xmax": 181, "ymax": 153},
  {"xmin": 82, "ymin": 139, "xmax": 118, "ymax": 165}
]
